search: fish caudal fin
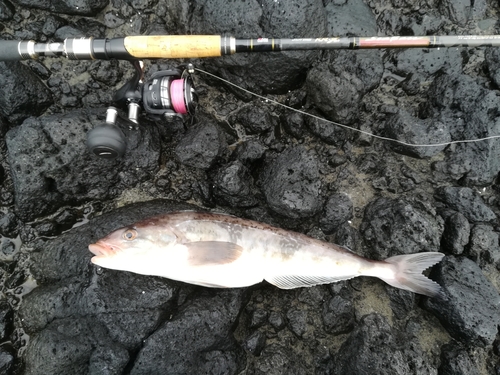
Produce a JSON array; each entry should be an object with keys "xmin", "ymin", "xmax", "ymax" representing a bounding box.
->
[{"xmin": 381, "ymin": 252, "xmax": 445, "ymax": 297}]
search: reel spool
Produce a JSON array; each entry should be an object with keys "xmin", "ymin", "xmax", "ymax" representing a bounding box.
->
[
  {"xmin": 143, "ymin": 69, "xmax": 196, "ymax": 118},
  {"xmin": 87, "ymin": 63, "xmax": 196, "ymax": 159}
]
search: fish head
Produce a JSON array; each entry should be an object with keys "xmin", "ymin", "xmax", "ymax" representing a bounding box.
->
[{"xmin": 88, "ymin": 223, "xmax": 178, "ymax": 272}]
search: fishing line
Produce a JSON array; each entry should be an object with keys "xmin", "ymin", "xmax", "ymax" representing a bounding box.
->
[{"xmin": 196, "ymin": 68, "xmax": 500, "ymax": 148}]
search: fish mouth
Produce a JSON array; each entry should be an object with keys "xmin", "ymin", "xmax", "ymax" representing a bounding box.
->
[{"xmin": 88, "ymin": 241, "xmax": 118, "ymax": 257}]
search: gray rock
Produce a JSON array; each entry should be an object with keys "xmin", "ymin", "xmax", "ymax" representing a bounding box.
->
[
  {"xmin": 441, "ymin": 212, "xmax": 470, "ymax": 255},
  {"xmin": 261, "ymin": 146, "xmax": 322, "ymax": 219},
  {"xmin": 13, "ymin": 0, "xmax": 108, "ymax": 16},
  {"xmin": 6, "ymin": 110, "xmax": 160, "ymax": 221},
  {"xmin": 306, "ymin": 68, "xmax": 362, "ymax": 125},
  {"xmin": 0, "ymin": 346, "xmax": 15, "ymax": 375},
  {"xmin": 0, "ymin": 212, "xmax": 19, "ymax": 238},
  {"xmin": 439, "ymin": 0, "xmax": 487, "ymax": 26},
  {"xmin": 130, "ymin": 290, "xmax": 247, "ymax": 375},
  {"xmin": 435, "ymin": 187, "xmax": 496, "ymax": 223},
  {"xmin": 394, "ymin": 48, "xmax": 462, "ymax": 77},
  {"xmin": 306, "ymin": 50, "xmax": 383, "ymax": 126},
  {"xmin": 424, "ymin": 74, "xmax": 500, "ymax": 185},
  {"xmin": 321, "ymin": 295, "xmax": 354, "ymax": 335},
  {"xmin": 268, "ymin": 311, "xmax": 285, "ymax": 331},
  {"xmin": 325, "ymin": 0, "xmax": 377, "ymax": 36},
  {"xmin": 286, "ymin": 308, "xmax": 307, "ymax": 338},
  {"xmin": 232, "ymin": 139, "xmax": 266, "ymax": 164},
  {"xmin": 306, "ymin": 0, "xmax": 383, "ymax": 125},
  {"xmin": 213, "ymin": 161, "xmax": 258, "ymax": 207},
  {"xmin": 424, "ymin": 256, "xmax": 500, "ymax": 346},
  {"xmin": 334, "ymin": 222, "xmax": 363, "ymax": 254},
  {"xmin": 250, "ymin": 309, "xmax": 269, "ymax": 329},
  {"xmin": 0, "ymin": 301, "xmax": 13, "ymax": 342},
  {"xmin": 485, "ymin": 47, "xmax": 500, "ymax": 87},
  {"xmin": 281, "ymin": 112, "xmax": 306, "ymax": 139},
  {"xmin": 386, "ymin": 287, "xmax": 415, "ymax": 320},
  {"xmin": 319, "ymin": 193, "xmax": 353, "ymax": 234},
  {"xmin": 303, "ymin": 109, "xmax": 354, "ymax": 146},
  {"xmin": 468, "ymin": 224, "xmax": 500, "ymax": 265},
  {"xmin": 243, "ymin": 330, "xmax": 266, "ymax": 356},
  {"xmin": 2, "ymin": 0, "xmax": 500, "ymax": 374},
  {"xmin": 24, "ymin": 318, "xmax": 129, "ymax": 375},
  {"xmin": 360, "ymin": 197, "xmax": 443, "ymax": 259},
  {"xmin": 175, "ymin": 120, "xmax": 227, "ymax": 169},
  {"xmin": 333, "ymin": 314, "xmax": 429, "ymax": 375},
  {"xmin": 189, "ymin": 0, "xmax": 326, "ymax": 95},
  {"xmin": 251, "ymin": 344, "xmax": 308, "ymax": 375},
  {"xmin": 438, "ymin": 342, "xmax": 481, "ymax": 375},
  {"xmin": 0, "ymin": 0, "xmax": 14, "ymax": 21},
  {"xmin": 0, "ymin": 62, "xmax": 53, "ymax": 125},
  {"xmin": 235, "ymin": 103, "xmax": 279, "ymax": 134},
  {"xmin": 384, "ymin": 110, "xmax": 451, "ymax": 158}
]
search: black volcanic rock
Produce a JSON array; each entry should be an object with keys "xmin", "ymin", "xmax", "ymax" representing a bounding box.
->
[
  {"xmin": 0, "ymin": 62, "xmax": 53, "ymax": 125},
  {"xmin": 260, "ymin": 146, "xmax": 322, "ymax": 219},
  {"xmin": 12, "ymin": 0, "xmax": 108, "ymax": 16},
  {"xmin": 424, "ymin": 256, "xmax": 500, "ymax": 346},
  {"xmin": 6, "ymin": 110, "xmax": 160, "ymax": 221}
]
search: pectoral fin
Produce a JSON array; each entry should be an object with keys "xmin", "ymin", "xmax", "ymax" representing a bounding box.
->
[{"xmin": 185, "ymin": 241, "xmax": 244, "ymax": 266}]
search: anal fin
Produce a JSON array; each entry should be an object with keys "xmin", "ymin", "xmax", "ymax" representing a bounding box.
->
[{"xmin": 266, "ymin": 274, "xmax": 356, "ymax": 289}]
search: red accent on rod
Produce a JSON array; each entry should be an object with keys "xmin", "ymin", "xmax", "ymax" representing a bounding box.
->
[{"xmin": 358, "ymin": 37, "xmax": 431, "ymax": 48}]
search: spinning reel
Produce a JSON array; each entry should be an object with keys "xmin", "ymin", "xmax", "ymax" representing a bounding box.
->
[{"xmin": 86, "ymin": 60, "xmax": 196, "ymax": 159}]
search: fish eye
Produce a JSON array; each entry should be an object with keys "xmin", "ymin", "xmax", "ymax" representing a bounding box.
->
[{"xmin": 122, "ymin": 229, "xmax": 138, "ymax": 241}]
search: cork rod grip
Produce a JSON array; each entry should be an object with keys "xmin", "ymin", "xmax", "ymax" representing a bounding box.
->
[{"xmin": 123, "ymin": 35, "xmax": 223, "ymax": 58}]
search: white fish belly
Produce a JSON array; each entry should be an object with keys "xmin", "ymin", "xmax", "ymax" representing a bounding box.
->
[{"xmin": 164, "ymin": 249, "xmax": 265, "ymax": 288}]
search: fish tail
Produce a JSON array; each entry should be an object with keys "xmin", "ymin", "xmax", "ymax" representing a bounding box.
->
[{"xmin": 381, "ymin": 252, "xmax": 445, "ymax": 298}]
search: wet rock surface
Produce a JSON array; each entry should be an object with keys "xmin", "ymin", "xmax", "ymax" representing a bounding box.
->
[{"xmin": 0, "ymin": 0, "xmax": 499, "ymax": 374}]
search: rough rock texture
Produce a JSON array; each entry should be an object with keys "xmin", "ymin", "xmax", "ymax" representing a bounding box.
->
[
  {"xmin": 190, "ymin": 0, "xmax": 327, "ymax": 95},
  {"xmin": 435, "ymin": 186, "xmax": 496, "ymax": 223},
  {"xmin": 423, "ymin": 74, "xmax": 500, "ymax": 185},
  {"xmin": 260, "ymin": 146, "xmax": 322, "ymax": 219},
  {"xmin": 424, "ymin": 256, "xmax": 500, "ymax": 346},
  {"xmin": 0, "ymin": 62, "xmax": 53, "ymax": 125},
  {"xmin": 319, "ymin": 193, "xmax": 353, "ymax": 234},
  {"xmin": 213, "ymin": 161, "xmax": 259, "ymax": 208},
  {"xmin": 306, "ymin": 0, "xmax": 383, "ymax": 125},
  {"xmin": 6, "ymin": 110, "xmax": 160, "ymax": 221},
  {"xmin": 441, "ymin": 212, "xmax": 470, "ymax": 255},
  {"xmin": 174, "ymin": 119, "xmax": 227, "ymax": 170},
  {"xmin": 384, "ymin": 110, "xmax": 451, "ymax": 158},
  {"xmin": 130, "ymin": 290, "xmax": 247, "ymax": 375},
  {"xmin": 332, "ymin": 314, "xmax": 436, "ymax": 375},
  {"xmin": 438, "ymin": 342, "xmax": 481, "ymax": 375},
  {"xmin": 11, "ymin": 0, "xmax": 108, "ymax": 16},
  {"xmin": 360, "ymin": 197, "xmax": 443, "ymax": 259},
  {"xmin": 20, "ymin": 200, "xmax": 196, "ymax": 375},
  {"xmin": 1, "ymin": 0, "xmax": 500, "ymax": 374}
]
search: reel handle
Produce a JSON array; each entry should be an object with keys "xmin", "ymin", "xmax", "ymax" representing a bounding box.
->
[{"xmin": 87, "ymin": 107, "xmax": 126, "ymax": 159}]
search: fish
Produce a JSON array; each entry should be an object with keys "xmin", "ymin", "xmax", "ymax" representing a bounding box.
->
[{"xmin": 88, "ymin": 211, "xmax": 445, "ymax": 297}]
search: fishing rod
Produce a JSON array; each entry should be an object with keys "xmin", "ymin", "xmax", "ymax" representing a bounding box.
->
[
  {"xmin": 2, "ymin": 34, "xmax": 500, "ymax": 159},
  {"xmin": 3, "ymin": 34, "xmax": 500, "ymax": 61}
]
